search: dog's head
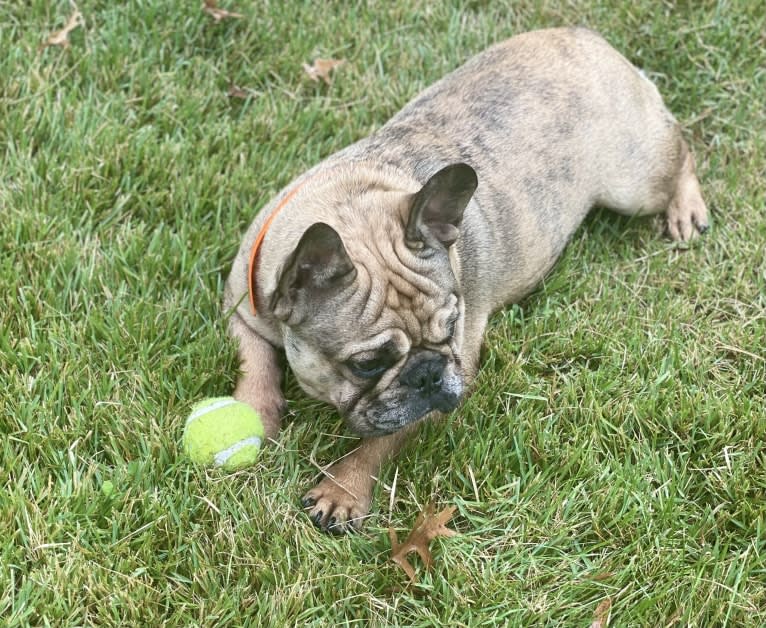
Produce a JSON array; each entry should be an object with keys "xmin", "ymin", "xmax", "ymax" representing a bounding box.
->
[{"xmin": 267, "ymin": 163, "xmax": 478, "ymax": 436}]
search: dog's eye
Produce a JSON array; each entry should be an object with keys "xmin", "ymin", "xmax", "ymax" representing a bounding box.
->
[{"xmin": 347, "ymin": 356, "xmax": 390, "ymax": 379}]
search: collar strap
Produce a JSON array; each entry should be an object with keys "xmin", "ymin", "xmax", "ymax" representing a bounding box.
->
[{"xmin": 248, "ymin": 180, "xmax": 308, "ymax": 315}]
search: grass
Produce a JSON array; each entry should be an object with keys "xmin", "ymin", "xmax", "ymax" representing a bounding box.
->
[{"xmin": 1, "ymin": 0, "xmax": 764, "ymax": 625}]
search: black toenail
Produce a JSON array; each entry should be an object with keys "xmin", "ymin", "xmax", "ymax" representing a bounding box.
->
[
  {"xmin": 301, "ymin": 496, "xmax": 316, "ymax": 507},
  {"xmin": 328, "ymin": 520, "xmax": 345, "ymax": 535}
]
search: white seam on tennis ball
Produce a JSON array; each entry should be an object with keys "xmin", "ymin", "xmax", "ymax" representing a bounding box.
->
[
  {"xmin": 214, "ymin": 436, "xmax": 262, "ymax": 466},
  {"xmin": 186, "ymin": 398, "xmax": 239, "ymax": 426}
]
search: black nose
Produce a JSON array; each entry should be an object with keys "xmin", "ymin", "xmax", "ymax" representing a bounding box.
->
[{"xmin": 399, "ymin": 352, "xmax": 446, "ymax": 396}]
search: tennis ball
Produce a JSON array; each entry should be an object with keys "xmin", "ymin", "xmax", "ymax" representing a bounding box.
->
[{"xmin": 183, "ymin": 397, "xmax": 264, "ymax": 471}]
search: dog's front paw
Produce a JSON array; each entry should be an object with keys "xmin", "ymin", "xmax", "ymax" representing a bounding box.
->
[{"xmin": 301, "ymin": 469, "xmax": 373, "ymax": 534}]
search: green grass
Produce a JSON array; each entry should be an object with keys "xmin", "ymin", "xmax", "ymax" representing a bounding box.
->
[{"xmin": 2, "ymin": 1, "xmax": 764, "ymax": 625}]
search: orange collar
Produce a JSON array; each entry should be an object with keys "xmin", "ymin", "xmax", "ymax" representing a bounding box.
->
[{"xmin": 248, "ymin": 180, "xmax": 307, "ymax": 314}]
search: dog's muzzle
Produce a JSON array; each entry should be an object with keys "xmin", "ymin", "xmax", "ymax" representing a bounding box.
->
[{"xmin": 399, "ymin": 350, "xmax": 460, "ymax": 414}]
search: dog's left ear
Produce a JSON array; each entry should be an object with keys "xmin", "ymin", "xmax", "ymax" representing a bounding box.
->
[{"xmin": 405, "ymin": 163, "xmax": 478, "ymax": 249}]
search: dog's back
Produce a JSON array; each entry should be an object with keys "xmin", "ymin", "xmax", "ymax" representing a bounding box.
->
[{"xmin": 335, "ymin": 27, "xmax": 691, "ymax": 310}]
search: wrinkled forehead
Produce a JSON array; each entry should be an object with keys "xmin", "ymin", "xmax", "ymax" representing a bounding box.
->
[
  {"xmin": 360, "ymin": 270, "xmax": 457, "ymax": 344},
  {"xmin": 356, "ymin": 228, "xmax": 457, "ymax": 323},
  {"xmin": 295, "ymin": 258, "xmax": 457, "ymax": 360}
]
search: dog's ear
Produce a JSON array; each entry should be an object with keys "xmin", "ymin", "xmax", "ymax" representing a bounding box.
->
[
  {"xmin": 405, "ymin": 163, "xmax": 478, "ymax": 249},
  {"xmin": 270, "ymin": 222, "xmax": 357, "ymax": 321}
]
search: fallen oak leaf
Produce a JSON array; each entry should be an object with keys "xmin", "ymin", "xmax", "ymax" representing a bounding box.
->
[
  {"xmin": 41, "ymin": 8, "xmax": 84, "ymax": 49},
  {"xmin": 202, "ymin": 0, "xmax": 243, "ymax": 22},
  {"xmin": 388, "ymin": 527, "xmax": 416, "ymax": 582},
  {"xmin": 302, "ymin": 58, "xmax": 346, "ymax": 85},
  {"xmin": 388, "ymin": 503, "xmax": 457, "ymax": 583},
  {"xmin": 591, "ymin": 598, "xmax": 612, "ymax": 628},
  {"xmin": 227, "ymin": 83, "xmax": 256, "ymax": 99}
]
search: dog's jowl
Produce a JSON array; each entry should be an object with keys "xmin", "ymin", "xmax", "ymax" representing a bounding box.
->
[{"xmin": 224, "ymin": 27, "xmax": 708, "ymax": 533}]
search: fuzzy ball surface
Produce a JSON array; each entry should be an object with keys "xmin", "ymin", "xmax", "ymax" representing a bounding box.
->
[{"xmin": 183, "ymin": 397, "xmax": 264, "ymax": 471}]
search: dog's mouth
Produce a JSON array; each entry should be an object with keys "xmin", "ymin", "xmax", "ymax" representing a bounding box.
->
[
  {"xmin": 346, "ymin": 370, "xmax": 464, "ymax": 437},
  {"xmin": 427, "ymin": 389, "xmax": 461, "ymax": 414}
]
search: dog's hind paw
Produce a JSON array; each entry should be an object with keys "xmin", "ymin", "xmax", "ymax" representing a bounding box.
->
[
  {"xmin": 666, "ymin": 196, "xmax": 709, "ymax": 241},
  {"xmin": 665, "ymin": 147, "xmax": 710, "ymax": 242}
]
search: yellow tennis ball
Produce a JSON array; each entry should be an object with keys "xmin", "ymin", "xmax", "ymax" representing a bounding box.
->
[{"xmin": 183, "ymin": 397, "xmax": 264, "ymax": 471}]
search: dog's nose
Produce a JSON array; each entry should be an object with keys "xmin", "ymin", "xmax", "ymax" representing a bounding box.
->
[{"xmin": 399, "ymin": 351, "xmax": 446, "ymax": 396}]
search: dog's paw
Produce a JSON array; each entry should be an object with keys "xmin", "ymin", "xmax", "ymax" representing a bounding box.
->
[
  {"xmin": 301, "ymin": 470, "xmax": 373, "ymax": 534},
  {"xmin": 665, "ymin": 151, "xmax": 710, "ymax": 242},
  {"xmin": 666, "ymin": 195, "xmax": 709, "ymax": 242}
]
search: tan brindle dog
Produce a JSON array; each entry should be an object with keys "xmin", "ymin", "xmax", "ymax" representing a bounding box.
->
[{"xmin": 224, "ymin": 27, "xmax": 708, "ymax": 533}]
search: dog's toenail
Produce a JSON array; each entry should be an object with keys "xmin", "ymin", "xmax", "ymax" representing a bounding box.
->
[{"xmin": 328, "ymin": 519, "xmax": 346, "ymax": 535}]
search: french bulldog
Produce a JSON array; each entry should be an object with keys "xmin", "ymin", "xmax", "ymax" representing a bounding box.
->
[{"xmin": 224, "ymin": 27, "xmax": 708, "ymax": 533}]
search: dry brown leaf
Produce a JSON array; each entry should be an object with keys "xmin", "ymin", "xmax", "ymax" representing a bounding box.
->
[
  {"xmin": 388, "ymin": 503, "xmax": 457, "ymax": 583},
  {"xmin": 42, "ymin": 8, "xmax": 83, "ymax": 49},
  {"xmin": 202, "ymin": 0, "xmax": 243, "ymax": 22},
  {"xmin": 302, "ymin": 58, "xmax": 346, "ymax": 85},
  {"xmin": 227, "ymin": 83, "xmax": 252, "ymax": 99},
  {"xmin": 591, "ymin": 598, "xmax": 612, "ymax": 628}
]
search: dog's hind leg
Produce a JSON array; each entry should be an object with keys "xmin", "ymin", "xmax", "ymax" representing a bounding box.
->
[
  {"xmin": 664, "ymin": 139, "xmax": 710, "ymax": 241},
  {"xmin": 598, "ymin": 130, "xmax": 709, "ymax": 242},
  {"xmin": 589, "ymin": 56, "xmax": 709, "ymax": 243}
]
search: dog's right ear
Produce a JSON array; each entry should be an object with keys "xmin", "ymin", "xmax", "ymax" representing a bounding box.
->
[
  {"xmin": 270, "ymin": 222, "xmax": 357, "ymax": 322},
  {"xmin": 405, "ymin": 163, "xmax": 478, "ymax": 250}
]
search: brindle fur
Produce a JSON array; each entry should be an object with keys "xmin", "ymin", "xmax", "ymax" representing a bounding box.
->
[{"xmin": 224, "ymin": 27, "xmax": 708, "ymax": 533}]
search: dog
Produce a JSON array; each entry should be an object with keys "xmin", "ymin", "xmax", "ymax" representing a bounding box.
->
[{"xmin": 224, "ymin": 27, "xmax": 708, "ymax": 533}]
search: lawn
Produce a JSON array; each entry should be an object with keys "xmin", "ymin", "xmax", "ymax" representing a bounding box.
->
[{"xmin": 1, "ymin": 1, "xmax": 764, "ymax": 625}]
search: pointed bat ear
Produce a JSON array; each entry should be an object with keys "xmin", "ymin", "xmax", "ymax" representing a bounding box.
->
[
  {"xmin": 269, "ymin": 222, "xmax": 357, "ymax": 321},
  {"xmin": 405, "ymin": 163, "xmax": 478, "ymax": 249}
]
